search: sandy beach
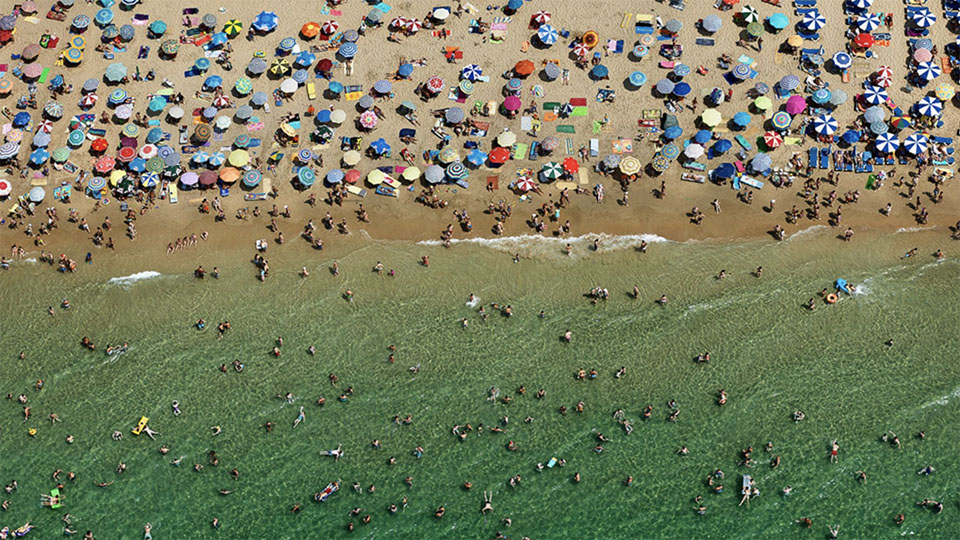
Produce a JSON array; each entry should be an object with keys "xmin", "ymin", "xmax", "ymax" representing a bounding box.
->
[{"xmin": 1, "ymin": 0, "xmax": 959, "ymax": 539}]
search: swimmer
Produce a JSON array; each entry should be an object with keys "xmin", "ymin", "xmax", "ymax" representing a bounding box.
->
[
  {"xmin": 562, "ymin": 329, "xmax": 572, "ymax": 343},
  {"xmin": 171, "ymin": 401, "xmax": 181, "ymax": 416},
  {"xmin": 481, "ymin": 491, "xmax": 493, "ymax": 514},
  {"xmin": 211, "ymin": 426, "xmax": 222, "ymax": 436},
  {"xmin": 293, "ymin": 406, "xmax": 305, "ymax": 428},
  {"xmin": 658, "ymin": 294, "xmax": 667, "ymax": 306}
]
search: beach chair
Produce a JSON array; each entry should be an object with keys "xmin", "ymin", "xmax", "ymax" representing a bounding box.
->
[{"xmin": 819, "ymin": 147, "xmax": 830, "ymax": 169}]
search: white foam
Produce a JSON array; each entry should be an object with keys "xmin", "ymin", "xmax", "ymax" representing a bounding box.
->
[
  {"xmin": 23, "ymin": 258, "xmax": 37, "ymax": 263},
  {"xmin": 107, "ymin": 271, "xmax": 161, "ymax": 286},
  {"xmin": 895, "ymin": 226, "xmax": 937, "ymax": 234},
  {"xmin": 786, "ymin": 225, "xmax": 829, "ymax": 241},
  {"xmin": 921, "ymin": 383, "xmax": 960, "ymax": 409},
  {"xmin": 417, "ymin": 232, "xmax": 671, "ymax": 255}
]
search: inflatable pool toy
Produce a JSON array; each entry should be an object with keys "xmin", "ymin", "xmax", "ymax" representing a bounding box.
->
[
  {"xmin": 835, "ymin": 278, "xmax": 851, "ymax": 294},
  {"xmin": 547, "ymin": 457, "xmax": 558, "ymax": 468},
  {"xmin": 315, "ymin": 480, "xmax": 339, "ymax": 502},
  {"xmin": 27, "ymin": 428, "xmax": 37, "ymax": 437},
  {"xmin": 132, "ymin": 416, "xmax": 149, "ymax": 435},
  {"xmin": 48, "ymin": 488, "xmax": 62, "ymax": 509},
  {"xmin": 825, "ymin": 294, "xmax": 838, "ymax": 304}
]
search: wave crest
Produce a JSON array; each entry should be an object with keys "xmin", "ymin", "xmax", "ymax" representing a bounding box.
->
[
  {"xmin": 416, "ymin": 233, "xmax": 671, "ymax": 256},
  {"xmin": 107, "ymin": 271, "xmax": 162, "ymax": 286}
]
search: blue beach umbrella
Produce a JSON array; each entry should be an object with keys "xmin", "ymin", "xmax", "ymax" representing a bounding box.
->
[
  {"xmin": 629, "ymin": 71, "xmax": 646, "ymax": 87},
  {"xmin": 672, "ymin": 82, "xmax": 691, "ymax": 97},
  {"xmin": 507, "ymin": 0, "xmax": 523, "ymax": 10},
  {"xmin": 109, "ymin": 88, "xmax": 127, "ymax": 104},
  {"xmin": 462, "ymin": 64, "xmax": 483, "ymax": 81},
  {"xmin": 733, "ymin": 112, "xmax": 752, "ymax": 127},
  {"xmin": 732, "ymin": 63, "xmax": 752, "ymax": 80},
  {"xmin": 243, "ymin": 169, "xmax": 262, "ymax": 188},
  {"xmin": 661, "ymin": 143, "xmax": 680, "ymax": 160},
  {"xmin": 874, "ymin": 132, "xmax": 899, "ymax": 153},
  {"xmin": 278, "ymin": 37, "xmax": 296, "ymax": 52},
  {"xmin": 251, "ymin": 92, "xmax": 268, "ymax": 106},
  {"xmin": 911, "ymin": 9, "xmax": 936, "ymax": 28},
  {"xmin": 252, "ymin": 11, "xmax": 279, "ymax": 33},
  {"xmin": 537, "ymin": 24, "xmax": 558, "ymax": 45},
  {"xmin": 373, "ymin": 80, "xmax": 393, "ymax": 94},
  {"xmin": 73, "ymin": 14, "xmax": 91, "ymax": 29},
  {"xmin": 194, "ymin": 58, "xmax": 211, "ymax": 72},
  {"xmin": 715, "ymin": 163, "xmax": 736, "ymax": 178},
  {"xmin": 656, "ymin": 79, "xmax": 675, "ymax": 95},
  {"xmin": 398, "ymin": 63, "xmax": 414, "ymax": 78},
  {"xmin": 295, "ymin": 51, "xmax": 316, "ymax": 67},
  {"xmin": 813, "ymin": 114, "xmax": 838, "ymax": 135},
  {"xmin": 712, "ymin": 139, "xmax": 732, "ymax": 153},
  {"xmin": 209, "ymin": 32, "xmax": 228, "ymax": 48},
  {"xmin": 803, "ymin": 10, "xmax": 826, "ymax": 31},
  {"xmin": 128, "ymin": 157, "xmax": 146, "ymax": 173},
  {"xmin": 326, "ymin": 169, "xmax": 344, "ymax": 184},
  {"xmin": 590, "ymin": 65, "xmax": 608, "ymax": 79},
  {"xmin": 119, "ymin": 24, "xmax": 135, "ymax": 41},
  {"xmin": 694, "ymin": 130, "xmax": 712, "ymax": 144},
  {"xmin": 466, "ymin": 148, "xmax": 487, "ymax": 166},
  {"xmin": 204, "ymin": 75, "xmax": 223, "ymax": 89},
  {"xmin": 673, "ymin": 64, "xmax": 691, "ymax": 78},
  {"xmin": 67, "ymin": 130, "xmax": 85, "ymax": 146},
  {"xmin": 338, "ymin": 43, "xmax": 358, "ymax": 59},
  {"xmin": 916, "ymin": 61, "xmax": 941, "ymax": 81},
  {"xmin": 141, "ymin": 172, "xmax": 159, "ymax": 188},
  {"xmin": 751, "ymin": 153, "xmax": 772, "ymax": 172},
  {"xmin": 29, "ymin": 148, "xmax": 49, "ymax": 165},
  {"xmin": 904, "ymin": 132, "xmax": 927, "ymax": 154},
  {"xmin": 95, "ymin": 9, "xmax": 113, "ymax": 26},
  {"xmin": 869, "ymin": 121, "xmax": 888, "ymax": 135},
  {"xmin": 13, "ymin": 112, "xmax": 30, "ymax": 127},
  {"xmin": 297, "ymin": 166, "xmax": 315, "ymax": 186},
  {"xmin": 293, "ymin": 70, "xmax": 309, "ymax": 84},
  {"xmin": 146, "ymin": 128, "xmax": 163, "ymax": 143},
  {"xmin": 101, "ymin": 25, "xmax": 119, "ymax": 40},
  {"xmin": 862, "ymin": 85, "xmax": 887, "ymax": 105},
  {"xmin": 702, "ymin": 15, "xmax": 722, "ymax": 33},
  {"xmin": 812, "ymin": 88, "xmax": 831, "ymax": 104},
  {"xmin": 767, "ymin": 13, "xmax": 789, "ymax": 30},
  {"xmin": 832, "ymin": 52, "xmax": 852, "ymax": 70},
  {"xmin": 856, "ymin": 13, "xmax": 880, "ymax": 32},
  {"xmin": 841, "ymin": 130, "xmax": 861, "ymax": 144},
  {"xmin": 663, "ymin": 126, "xmax": 683, "ymax": 140},
  {"xmin": 149, "ymin": 20, "xmax": 167, "ymax": 36},
  {"xmin": 370, "ymin": 138, "xmax": 391, "ymax": 155},
  {"xmin": 916, "ymin": 96, "xmax": 943, "ymax": 117}
]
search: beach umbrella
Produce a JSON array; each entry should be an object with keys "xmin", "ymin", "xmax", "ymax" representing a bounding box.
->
[
  {"xmin": 405, "ymin": 19, "xmax": 422, "ymax": 33},
  {"xmin": 868, "ymin": 121, "xmax": 887, "ymax": 135},
  {"xmin": 785, "ymin": 95, "xmax": 806, "ymax": 115},
  {"xmin": 115, "ymin": 104, "xmax": 133, "ymax": 120},
  {"xmin": 204, "ymin": 75, "xmax": 223, "ymax": 90},
  {"xmin": 194, "ymin": 124, "xmax": 212, "ymax": 141},
  {"xmin": 100, "ymin": 25, "xmax": 121, "ymax": 41},
  {"xmin": 660, "ymin": 144, "xmax": 680, "ymax": 160},
  {"xmin": 651, "ymin": 154, "xmax": 670, "ymax": 173},
  {"xmin": 813, "ymin": 114, "xmax": 838, "ymax": 135},
  {"xmin": 245, "ymin": 59, "xmax": 270, "ymax": 77},
  {"xmin": 875, "ymin": 65, "xmax": 893, "ymax": 80},
  {"xmin": 296, "ymin": 148, "xmax": 313, "ymax": 163},
  {"xmin": 672, "ymin": 82, "xmax": 691, "ymax": 97},
  {"xmin": 673, "ymin": 64, "xmax": 691, "ymax": 78},
  {"xmin": 751, "ymin": 153, "xmax": 772, "ymax": 172},
  {"xmin": 911, "ymin": 9, "xmax": 936, "ymax": 28},
  {"xmin": 373, "ymin": 79, "xmax": 393, "ymax": 95},
  {"xmin": 369, "ymin": 138, "xmax": 391, "ymax": 156},
  {"xmin": 619, "ymin": 156, "xmax": 642, "ymax": 175},
  {"xmin": 29, "ymin": 148, "xmax": 48, "ymax": 165},
  {"xmin": 446, "ymin": 161, "xmax": 468, "ymax": 181},
  {"xmin": 119, "ymin": 24, "xmax": 135, "ymax": 41},
  {"xmin": 397, "ymin": 63, "xmax": 414, "ymax": 79},
  {"xmin": 779, "ymin": 74, "xmax": 800, "ymax": 91},
  {"xmin": 537, "ymin": 24, "xmax": 558, "ymax": 45},
  {"xmin": 358, "ymin": 110, "xmax": 378, "ymax": 130},
  {"xmin": 194, "ymin": 58, "xmax": 214, "ymax": 73},
  {"xmin": 0, "ymin": 79, "xmax": 12, "ymax": 95},
  {"xmin": 803, "ymin": 10, "xmax": 826, "ymax": 31},
  {"xmin": 207, "ymin": 33, "xmax": 228, "ymax": 49},
  {"xmin": 33, "ymin": 132, "xmax": 51, "ymax": 148},
  {"xmin": 914, "ymin": 48, "xmax": 932, "ymax": 63},
  {"xmin": 167, "ymin": 106, "xmax": 185, "ymax": 121},
  {"xmin": 215, "ymin": 116, "xmax": 232, "ymax": 130},
  {"xmin": 861, "ymin": 85, "xmax": 888, "ymax": 106},
  {"xmin": 105, "ymin": 63, "xmax": 127, "ymax": 83},
  {"xmin": 4, "ymin": 130, "xmax": 21, "ymax": 143},
  {"xmin": 82, "ymin": 79, "xmax": 99, "ymax": 93},
  {"xmin": 139, "ymin": 144, "xmax": 158, "ymax": 159},
  {"xmin": 22, "ymin": 64, "xmax": 43, "ymax": 80},
  {"xmin": 514, "ymin": 60, "xmax": 535, "ymax": 77},
  {"xmin": 438, "ymin": 147, "xmax": 460, "ymax": 164},
  {"xmin": 67, "ymin": 129, "xmax": 84, "ymax": 147},
  {"xmin": 541, "ymin": 161, "xmax": 563, "ymax": 180},
  {"xmin": 741, "ymin": 5, "xmax": 760, "ymax": 23},
  {"xmin": 252, "ymin": 11, "xmax": 279, "ymax": 33},
  {"xmin": 95, "ymin": 155, "xmax": 116, "ymax": 173},
  {"xmin": 514, "ymin": 177, "xmax": 537, "ymax": 192},
  {"xmin": 832, "ymin": 52, "xmax": 852, "ymax": 70},
  {"xmin": 562, "ymin": 156, "xmax": 581, "ymax": 173},
  {"xmin": 339, "ymin": 150, "xmax": 360, "ymax": 167},
  {"xmin": 916, "ymin": 62, "xmax": 941, "ymax": 81},
  {"xmin": 589, "ymin": 64, "xmax": 609, "ymax": 80},
  {"xmin": 239, "ymin": 169, "xmax": 261, "ymax": 188},
  {"xmin": 701, "ymin": 109, "xmax": 723, "ymax": 127},
  {"xmin": 874, "ymin": 132, "xmax": 899, "ymax": 154},
  {"xmin": 160, "ymin": 39, "xmax": 179, "ymax": 56},
  {"xmin": 841, "ymin": 130, "xmax": 861, "ymax": 144},
  {"xmin": 767, "ymin": 13, "xmax": 789, "ymax": 30},
  {"xmin": 731, "ymin": 112, "xmax": 751, "ymax": 128},
  {"xmin": 294, "ymin": 167, "xmax": 314, "ymax": 187},
  {"xmin": 763, "ymin": 131, "xmax": 783, "ymax": 148},
  {"xmin": 278, "ymin": 37, "xmax": 296, "ymax": 53},
  {"xmin": 746, "ymin": 22, "xmax": 763, "ymax": 37},
  {"xmin": 366, "ymin": 169, "xmax": 386, "ymax": 186},
  {"xmin": 200, "ymin": 13, "xmax": 217, "ymax": 29},
  {"xmin": 771, "ymin": 111, "xmax": 792, "ymax": 130},
  {"xmin": 497, "ymin": 131, "xmax": 517, "ymax": 147},
  {"xmin": 250, "ymin": 92, "xmax": 269, "ymax": 108},
  {"xmin": 664, "ymin": 19, "xmax": 683, "ymax": 34},
  {"xmin": 506, "ymin": 78, "xmax": 523, "ymax": 92},
  {"xmin": 489, "ymin": 147, "xmax": 511, "ymax": 164},
  {"xmin": 43, "ymin": 100, "xmax": 64, "ymax": 119},
  {"xmin": 0, "ymin": 178, "xmax": 9, "ymax": 197},
  {"xmin": 27, "ymin": 186, "xmax": 45, "ymax": 203},
  {"xmin": 715, "ymin": 163, "xmax": 736, "ymax": 178},
  {"xmin": 22, "ymin": 43, "xmax": 41, "ymax": 61},
  {"xmin": 531, "ymin": 10, "xmax": 551, "ymax": 26},
  {"xmin": 572, "ymin": 42, "xmax": 589, "ymax": 57},
  {"xmin": 683, "ymin": 144, "xmax": 705, "ymax": 160},
  {"xmin": 628, "ymin": 71, "xmax": 647, "ymax": 88},
  {"xmin": 935, "ymin": 83, "xmax": 955, "ymax": 100},
  {"xmin": 702, "ymin": 15, "xmax": 722, "ymax": 33},
  {"xmin": 904, "ymin": 132, "xmax": 927, "ymax": 155},
  {"xmin": 829, "ymin": 89, "xmax": 848, "ymax": 106},
  {"xmin": 50, "ymin": 146, "xmax": 71, "ymax": 162},
  {"xmin": 149, "ymin": 20, "xmax": 167, "ymax": 37},
  {"xmin": 655, "ymin": 79, "xmax": 675, "ymax": 95},
  {"xmin": 127, "ymin": 157, "xmax": 146, "ymax": 173},
  {"xmin": 330, "ymin": 110, "xmax": 346, "ymax": 124},
  {"xmin": 754, "ymin": 96, "xmax": 773, "ymax": 111},
  {"xmin": 424, "ymin": 164, "xmax": 444, "ymax": 184},
  {"xmin": 108, "ymin": 88, "xmax": 127, "ymax": 105},
  {"xmin": 179, "ymin": 172, "xmax": 198, "ymax": 187},
  {"xmin": 663, "ymin": 126, "xmax": 683, "ymax": 140},
  {"xmin": 856, "ymin": 13, "xmax": 880, "ymax": 32},
  {"xmin": 226, "ymin": 149, "xmax": 248, "ymax": 168},
  {"xmin": 422, "ymin": 76, "xmax": 444, "ymax": 95},
  {"xmin": 916, "ymin": 96, "xmax": 943, "ymax": 117},
  {"xmin": 299, "ymin": 21, "xmax": 321, "ymax": 39},
  {"xmin": 138, "ymin": 171, "xmax": 158, "ymax": 188},
  {"xmin": 196, "ymin": 171, "xmax": 217, "ymax": 187},
  {"xmin": 389, "ymin": 16, "xmax": 408, "ymax": 30},
  {"xmin": 602, "ymin": 154, "xmax": 621, "ymax": 169},
  {"xmin": 147, "ymin": 96, "xmax": 167, "ymax": 113},
  {"xmin": 220, "ymin": 19, "xmax": 242, "ymax": 39},
  {"xmin": 206, "ymin": 152, "xmax": 224, "ymax": 168},
  {"xmin": 86, "ymin": 176, "xmax": 107, "ymax": 193},
  {"xmin": 458, "ymin": 80, "xmax": 475, "ymax": 95},
  {"xmin": 465, "ymin": 149, "xmax": 487, "ymax": 167},
  {"xmin": 192, "ymin": 151, "xmax": 210, "ymax": 164},
  {"xmin": 95, "ymin": 8, "xmax": 114, "ymax": 26},
  {"xmin": 73, "ymin": 14, "xmax": 91, "ymax": 29},
  {"xmin": 854, "ymin": 33, "xmax": 874, "ymax": 49},
  {"xmin": 233, "ymin": 77, "xmax": 253, "ymax": 96},
  {"xmin": 338, "ymin": 43, "xmax": 358, "ymax": 59},
  {"xmin": 445, "ymin": 107, "xmax": 465, "ymax": 125},
  {"xmin": 12, "ymin": 112, "xmax": 30, "ymax": 128},
  {"xmin": 294, "ymin": 52, "xmax": 316, "ymax": 69},
  {"xmin": 732, "ymin": 64, "xmax": 752, "ymax": 80},
  {"xmin": 460, "ymin": 65, "xmax": 481, "ymax": 82},
  {"xmin": 851, "ymin": 0, "xmax": 874, "ymax": 7},
  {"xmin": 503, "ymin": 96, "xmax": 522, "ymax": 111},
  {"xmin": 145, "ymin": 156, "xmax": 164, "ymax": 172},
  {"xmin": 812, "ymin": 88, "xmax": 832, "ymax": 105},
  {"xmin": 915, "ymin": 38, "xmax": 934, "ymax": 51},
  {"xmin": 269, "ymin": 58, "xmax": 291, "ymax": 77},
  {"xmin": 88, "ymin": 138, "xmax": 107, "ymax": 152}
]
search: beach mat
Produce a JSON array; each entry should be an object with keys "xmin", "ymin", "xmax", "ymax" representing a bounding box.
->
[
  {"xmin": 556, "ymin": 125, "xmax": 575, "ymax": 133},
  {"xmin": 570, "ymin": 106, "xmax": 589, "ymax": 117}
]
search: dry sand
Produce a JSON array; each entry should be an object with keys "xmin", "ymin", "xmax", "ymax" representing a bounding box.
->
[{"xmin": 2, "ymin": 0, "xmax": 956, "ymax": 272}]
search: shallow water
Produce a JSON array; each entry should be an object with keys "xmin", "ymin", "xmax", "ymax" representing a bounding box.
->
[{"xmin": 1, "ymin": 228, "xmax": 958, "ymax": 539}]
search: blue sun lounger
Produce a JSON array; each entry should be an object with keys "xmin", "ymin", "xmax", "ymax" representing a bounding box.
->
[
  {"xmin": 808, "ymin": 147, "xmax": 817, "ymax": 168},
  {"xmin": 819, "ymin": 146, "xmax": 830, "ymax": 169}
]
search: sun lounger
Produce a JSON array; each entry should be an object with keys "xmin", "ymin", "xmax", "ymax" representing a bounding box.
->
[
  {"xmin": 735, "ymin": 135, "xmax": 752, "ymax": 151},
  {"xmin": 819, "ymin": 147, "xmax": 830, "ymax": 169},
  {"xmin": 793, "ymin": 0, "xmax": 816, "ymax": 6},
  {"xmin": 808, "ymin": 147, "xmax": 817, "ymax": 168}
]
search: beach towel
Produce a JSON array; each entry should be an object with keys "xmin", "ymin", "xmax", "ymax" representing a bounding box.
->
[
  {"xmin": 346, "ymin": 185, "xmax": 367, "ymax": 197},
  {"xmin": 486, "ymin": 176, "xmax": 499, "ymax": 190},
  {"xmin": 695, "ymin": 38, "xmax": 715, "ymax": 46},
  {"xmin": 514, "ymin": 143, "xmax": 528, "ymax": 159},
  {"xmin": 556, "ymin": 125, "xmax": 575, "ymax": 133},
  {"xmin": 565, "ymin": 138, "xmax": 574, "ymax": 155},
  {"xmin": 569, "ymin": 98, "xmax": 587, "ymax": 107},
  {"xmin": 543, "ymin": 112, "xmax": 558, "ymax": 122},
  {"xmin": 571, "ymin": 106, "xmax": 589, "ymax": 117},
  {"xmin": 543, "ymin": 102, "xmax": 561, "ymax": 111},
  {"xmin": 578, "ymin": 168, "xmax": 589, "ymax": 184}
]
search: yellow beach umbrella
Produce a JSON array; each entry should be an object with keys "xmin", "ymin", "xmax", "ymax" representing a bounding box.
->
[
  {"xmin": 701, "ymin": 108, "xmax": 722, "ymax": 127},
  {"xmin": 109, "ymin": 169, "xmax": 125, "ymax": 186},
  {"xmin": 401, "ymin": 166, "xmax": 421, "ymax": 182},
  {"xmin": 787, "ymin": 35, "xmax": 802, "ymax": 47},
  {"xmin": 342, "ymin": 150, "xmax": 361, "ymax": 166},
  {"xmin": 228, "ymin": 149, "xmax": 249, "ymax": 167},
  {"xmin": 367, "ymin": 169, "xmax": 385, "ymax": 185},
  {"xmin": 935, "ymin": 83, "xmax": 955, "ymax": 100},
  {"xmin": 753, "ymin": 96, "xmax": 772, "ymax": 110}
]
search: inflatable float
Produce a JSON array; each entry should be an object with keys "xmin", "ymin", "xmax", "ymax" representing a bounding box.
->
[
  {"xmin": 315, "ymin": 480, "xmax": 339, "ymax": 502},
  {"xmin": 132, "ymin": 416, "xmax": 149, "ymax": 436}
]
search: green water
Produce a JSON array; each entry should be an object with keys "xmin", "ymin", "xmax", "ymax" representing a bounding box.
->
[{"xmin": 1, "ymin": 228, "xmax": 958, "ymax": 540}]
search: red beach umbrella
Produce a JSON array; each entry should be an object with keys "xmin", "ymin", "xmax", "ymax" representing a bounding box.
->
[
  {"xmin": 763, "ymin": 131, "xmax": 783, "ymax": 148},
  {"xmin": 854, "ymin": 33, "xmax": 874, "ymax": 48},
  {"xmin": 562, "ymin": 157, "xmax": 579, "ymax": 173},
  {"xmin": 489, "ymin": 147, "xmax": 511, "ymax": 163}
]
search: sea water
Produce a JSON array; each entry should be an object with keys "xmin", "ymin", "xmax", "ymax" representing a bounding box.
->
[{"xmin": 0, "ymin": 227, "xmax": 957, "ymax": 539}]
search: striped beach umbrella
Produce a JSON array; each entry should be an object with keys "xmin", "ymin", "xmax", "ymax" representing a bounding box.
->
[
  {"xmin": 531, "ymin": 10, "xmax": 551, "ymax": 25},
  {"xmin": 405, "ymin": 19, "xmax": 422, "ymax": 33},
  {"xmin": 95, "ymin": 8, "xmax": 114, "ymax": 26},
  {"xmin": 916, "ymin": 96, "xmax": 942, "ymax": 117},
  {"xmin": 223, "ymin": 19, "xmax": 243, "ymax": 38},
  {"xmin": 803, "ymin": 11, "xmax": 826, "ymax": 31},
  {"xmin": 660, "ymin": 144, "xmax": 680, "ymax": 160},
  {"xmin": 269, "ymin": 58, "xmax": 290, "ymax": 76},
  {"xmin": 832, "ymin": 52, "xmax": 852, "ymax": 70},
  {"xmin": 459, "ymin": 80, "xmax": 475, "ymax": 95},
  {"xmin": 740, "ymin": 5, "xmax": 760, "ymax": 23},
  {"xmin": 51, "ymin": 147, "xmax": 71, "ymax": 162},
  {"xmin": 426, "ymin": 76, "xmax": 445, "ymax": 93},
  {"xmin": 537, "ymin": 24, "xmax": 558, "ymax": 45},
  {"xmin": 541, "ymin": 161, "xmax": 563, "ymax": 180},
  {"xmin": 140, "ymin": 172, "xmax": 159, "ymax": 188},
  {"xmin": 856, "ymin": 13, "xmax": 880, "ymax": 32},
  {"xmin": 138, "ymin": 144, "xmax": 158, "ymax": 159},
  {"xmin": 904, "ymin": 132, "xmax": 927, "ymax": 155},
  {"xmin": 629, "ymin": 71, "xmax": 647, "ymax": 87},
  {"xmin": 192, "ymin": 151, "xmax": 210, "ymax": 164},
  {"xmin": 95, "ymin": 155, "xmax": 116, "ymax": 173},
  {"xmin": 812, "ymin": 88, "xmax": 832, "ymax": 104},
  {"xmin": 874, "ymin": 132, "xmax": 898, "ymax": 154},
  {"xmin": 146, "ymin": 156, "xmax": 164, "ymax": 172},
  {"xmin": 160, "ymin": 39, "xmax": 180, "ymax": 56},
  {"xmin": 297, "ymin": 167, "xmax": 315, "ymax": 186},
  {"xmin": 779, "ymin": 75, "xmax": 800, "ymax": 90},
  {"xmin": 862, "ymin": 85, "xmax": 887, "ymax": 105},
  {"xmin": 67, "ymin": 129, "xmax": 85, "ymax": 146},
  {"xmin": 438, "ymin": 147, "xmax": 460, "ymax": 164},
  {"xmin": 278, "ymin": 37, "xmax": 296, "ymax": 52},
  {"xmin": 87, "ymin": 176, "xmax": 107, "ymax": 191},
  {"xmin": 651, "ymin": 154, "xmax": 670, "ymax": 173},
  {"xmin": 445, "ymin": 161, "xmax": 468, "ymax": 180},
  {"xmin": 731, "ymin": 64, "xmax": 751, "ymax": 80},
  {"xmin": 338, "ymin": 43, "xmax": 357, "ymax": 59},
  {"xmin": 373, "ymin": 79, "xmax": 392, "ymax": 94},
  {"xmin": 43, "ymin": 100, "xmax": 64, "ymax": 119},
  {"xmin": 916, "ymin": 61, "xmax": 941, "ymax": 81},
  {"xmin": 771, "ymin": 111, "xmax": 792, "ymax": 129},
  {"xmin": 65, "ymin": 47, "xmax": 83, "ymax": 63},
  {"xmin": 911, "ymin": 9, "xmax": 936, "ymax": 28},
  {"xmin": 813, "ymin": 114, "xmax": 838, "ymax": 135},
  {"xmin": 194, "ymin": 58, "xmax": 211, "ymax": 72},
  {"xmin": 763, "ymin": 131, "xmax": 783, "ymax": 148},
  {"xmin": 242, "ymin": 169, "xmax": 262, "ymax": 188},
  {"xmin": 462, "ymin": 64, "xmax": 483, "ymax": 81},
  {"xmin": 73, "ymin": 14, "xmax": 90, "ymax": 29},
  {"xmin": 619, "ymin": 156, "xmax": 642, "ymax": 175}
]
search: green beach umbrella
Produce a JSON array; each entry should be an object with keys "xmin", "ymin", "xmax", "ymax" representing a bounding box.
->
[
  {"xmin": 223, "ymin": 19, "xmax": 243, "ymax": 38},
  {"xmin": 234, "ymin": 77, "xmax": 253, "ymax": 95},
  {"xmin": 145, "ymin": 156, "xmax": 164, "ymax": 172},
  {"xmin": 746, "ymin": 22, "xmax": 763, "ymax": 37},
  {"xmin": 122, "ymin": 123, "xmax": 139, "ymax": 137},
  {"xmin": 52, "ymin": 146, "xmax": 71, "ymax": 162},
  {"xmin": 541, "ymin": 161, "xmax": 563, "ymax": 179},
  {"xmin": 67, "ymin": 129, "xmax": 85, "ymax": 146}
]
